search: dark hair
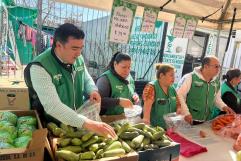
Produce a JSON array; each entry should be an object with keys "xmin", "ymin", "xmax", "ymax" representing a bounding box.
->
[
  {"xmin": 222, "ymin": 68, "xmax": 241, "ymax": 82},
  {"xmin": 155, "ymin": 63, "xmax": 175, "ymax": 79},
  {"xmin": 201, "ymin": 55, "xmax": 219, "ymax": 69},
  {"xmin": 201, "ymin": 57, "xmax": 211, "ymax": 68},
  {"xmin": 53, "ymin": 23, "xmax": 85, "ymax": 49},
  {"xmin": 107, "ymin": 52, "xmax": 131, "ymax": 70}
]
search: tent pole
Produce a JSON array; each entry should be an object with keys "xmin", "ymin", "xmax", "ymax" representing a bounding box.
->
[
  {"xmin": 215, "ymin": 29, "xmax": 220, "ymax": 57},
  {"xmin": 220, "ymin": 7, "xmax": 236, "ymax": 75},
  {"xmin": 160, "ymin": 0, "xmax": 172, "ymax": 11},
  {"xmin": 36, "ymin": 0, "xmax": 43, "ymax": 55},
  {"xmin": 230, "ymin": 42, "xmax": 238, "ymax": 68},
  {"xmin": 225, "ymin": 8, "xmax": 236, "ymax": 53},
  {"xmin": 140, "ymin": 22, "xmax": 168, "ymax": 79}
]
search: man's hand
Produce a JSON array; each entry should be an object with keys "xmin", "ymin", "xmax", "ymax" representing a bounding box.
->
[
  {"xmin": 184, "ymin": 114, "xmax": 193, "ymax": 124},
  {"xmin": 132, "ymin": 93, "xmax": 139, "ymax": 104},
  {"xmin": 89, "ymin": 91, "xmax": 101, "ymax": 103},
  {"xmin": 222, "ymin": 106, "xmax": 235, "ymax": 114},
  {"xmin": 83, "ymin": 119, "xmax": 117, "ymax": 139},
  {"xmin": 119, "ymin": 98, "xmax": 133, "ymax": 108}
]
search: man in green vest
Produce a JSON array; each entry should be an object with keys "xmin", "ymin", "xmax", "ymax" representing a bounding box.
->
[
  {"xmin": 24, "ymin": 23, "xmax": 116, "ymax": 138},
  {"xmin": 176, "ymin": 56, "xmax": 235, "ymax": 124}
]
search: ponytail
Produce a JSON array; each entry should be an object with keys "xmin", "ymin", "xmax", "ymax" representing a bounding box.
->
[{"xmin": 107, "ymin": 52, "xmax": 131, "ymax": 70}]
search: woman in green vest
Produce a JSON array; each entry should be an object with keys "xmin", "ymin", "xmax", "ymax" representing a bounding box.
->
[
  {"xmin": 221, "ymin": 68, "xmax": 241, "ymax": 113},
  {"xmin": 142, "ymin": 63, "xmax": 181, "ymax": 129},
  {"xmin": 96, "ymin": 52, "xmax": 139, "ymax": 116}
]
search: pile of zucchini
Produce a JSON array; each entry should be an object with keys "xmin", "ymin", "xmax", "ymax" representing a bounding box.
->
[
  {"xmin": 47, "ymin": 122, "xmax": 171, "ymax": 161},
  {"xmin": 114, "ymin": 122, "xmax": 171, "ymax": 151}
]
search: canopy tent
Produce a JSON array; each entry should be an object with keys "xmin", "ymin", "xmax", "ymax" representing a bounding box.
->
[{"xmin": 55, "ymin": 0, "xmax": 241, "ymax": 30}]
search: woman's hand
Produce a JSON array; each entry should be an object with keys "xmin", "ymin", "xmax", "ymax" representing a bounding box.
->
[
  {"xmin": 132, "ymin": 93, "xmax": 139, "ymax": 104},
  {"xmin": 176, "ymin": 107, "xmax": 182, "ymax": 115},
  {"xmin": 119, "ymin": 98, "xmax": 133, "ymax": 108},
  {"xmin": 222, "ymin": 106, "xmax": 235, "ymax": 114},
  {"xmin": 89, "ymin": 91, "xmax": 101, "ymax": 103},
  {"xmin": 142, "ymin": 118, "xmax": 150, "ymax": 125},
  {"xmin": 184, "ymin": 114, "xmax": 193, "ymax": 124}
]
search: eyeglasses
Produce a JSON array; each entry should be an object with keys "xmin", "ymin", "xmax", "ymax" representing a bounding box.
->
[{"xmin": 208, "ymin": 64, "xmax": 221, "ymax": 69}]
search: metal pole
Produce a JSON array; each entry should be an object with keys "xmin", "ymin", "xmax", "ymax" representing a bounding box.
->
[
  {"xmin": 216, "ymin": 0, "xmax": 231, "ymax": 58},
  {"xmin": 230, "ymin": 42, "xmax": 238, "ymax": 68},
  {"xmin": 225, "ymin": 8, "xmax": 236, "ymax": 53},
  {"xmin": 36, "ymin": 0, "xmax": 43, "ymax": 55},
  {"xmin": 220, "ymin": 8, "xmax": 236, "ymax": 74},
  {"xmin": 160, "ymin": 0, "xmax": 172, "ymax": 11},
  {"xmin": 159, "ymin": 22, "xmax": 168, "ymax": 62},
  {"xmin": 140, "ymin": 22, "xmax": 168, "ymax": 80},
  {"xmin": 215, "ymin": 29, "xmax": 221, "ymax": 57}
]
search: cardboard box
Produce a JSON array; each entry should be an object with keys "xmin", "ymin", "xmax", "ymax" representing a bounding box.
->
[
  {"xmin": 53, "ymin": 137, "xmax": 179, "ymax": 161},
  {"xmin": 0, "ymin": 80, "xmax": 30, "ymax": 110},
  {"xmin": 51, "ymin": 138, "xmax": 139, "ymax": 161},
  {"xmin": 95, "ymin": 152, "xmax": 138, "ymax": 161},
  {"xmin": 0, "ymin": 110, "xmax": 54, "ymax": 161},
  {"xmin": 138, "ymin": 142, "xmax": 180, "ymax": 161},
  {"xmin": 0, "ymin": 129, "xmax": 47, "ymax": 161}
]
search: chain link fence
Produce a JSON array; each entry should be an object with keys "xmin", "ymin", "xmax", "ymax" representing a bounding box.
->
[{"xmin": 2, "ymin": 0, "xmax": 165, "ymax": 80}]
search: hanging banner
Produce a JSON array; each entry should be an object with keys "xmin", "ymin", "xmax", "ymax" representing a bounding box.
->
[
  {"xmin": 183, "ymin": 16, "xmax": 198, "ymax": 39},
  {"xmin": 109, "ymin": 0, "xmax": 137, "ymax": 44},
  {"xmin": 129, "ymin": 18, "xmax": 164, "ymax": 79},
  {"xmin": 173, "ymin": 13, "xmax": 197, "ymax": 39},
  {"xmin": 172, "ymin": 13, "xmax": 186, "ymax": 38},
  {"xmin": 141, "ymin": 7, "xmax": 159, "ymax": 33},
  {"xmin": 0, "ymin": 2, "xmax": 8, "ymax": 49},
  {"xmin": 162, "ymin": 23, "xmax": 188, "ymax": 83},
  {"xmin": 206, "ymin": 33, "xmax": 215, "ymax": 55}
]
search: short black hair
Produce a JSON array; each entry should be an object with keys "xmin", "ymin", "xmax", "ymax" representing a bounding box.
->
[
  {"xmin": 201, "ymin": 57, "xmax": 211, "ymax": 68},
  {"xmin": 53, "ymin": 23, "xmax": 85, "ymax": 49}
]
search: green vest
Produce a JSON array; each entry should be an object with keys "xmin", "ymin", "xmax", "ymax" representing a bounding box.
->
[
  {"xmin": 186, "ymin": 73, "xmax": 220, "ymax": 121},
  {"xmin": 150, "ymin": 80, "xmax": 177, "ymax": 129},
  {"xmin": 102, "ymin": 70, "xmax": 135, "ymax": 115},
  {"xmin": 33, "ymin": 48, "xmax": 85, "ymax": 123},
  {"xmin": 221, "ymin": 82, "xmax": 240, "ymax": 105}
]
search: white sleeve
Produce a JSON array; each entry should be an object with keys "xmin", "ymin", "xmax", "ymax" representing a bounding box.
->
[
  {"xmin": 176, "ymin": 74, "xmax": 192, "ymax": 115},
  {"xmin": 214, "ymin": 89, "xmax": 227, "ymax": 110},
  {"xmin": 30, "ymin": 64, "xmax": 87, "ymax": 128}
]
